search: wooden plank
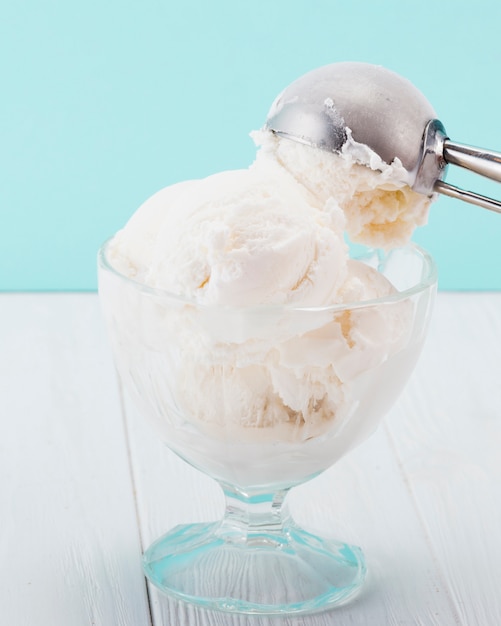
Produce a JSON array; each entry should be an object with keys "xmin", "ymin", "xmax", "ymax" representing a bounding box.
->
[
  {"xmin": 385, "ymin": 292, "xmax": 501, "ymax": 626},
  {"xmin": 123, "ymin": 295, "xmax": 471, "ymax": 625},
  {"xmin": 0, "ymin": 294, "xmax": 152, "ymax": 626}
]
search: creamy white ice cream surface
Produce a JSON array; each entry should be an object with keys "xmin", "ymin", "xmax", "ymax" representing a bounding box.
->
[{"xmin": 103, "ymin": 130, "xmax": 432, "ymax": 456}]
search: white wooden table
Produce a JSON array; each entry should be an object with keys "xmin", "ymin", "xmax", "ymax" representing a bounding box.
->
[{"xmin": 2, "ymin": 292, "xmax": 501, "ymax": 626}]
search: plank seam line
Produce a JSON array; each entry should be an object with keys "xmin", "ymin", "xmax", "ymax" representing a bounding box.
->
[
  {"xmin": 383, "ymin": 421, "xmax": 465, "ymax": 626},
  {"xmin": 117, "ymin": 374, "xmax": 154, "ymax": 626}
]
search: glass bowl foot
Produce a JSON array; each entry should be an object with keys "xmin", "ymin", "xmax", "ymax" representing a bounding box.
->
[{"xmin": 143, "ymin": 520, "xmax": 366, "ymax": 615}]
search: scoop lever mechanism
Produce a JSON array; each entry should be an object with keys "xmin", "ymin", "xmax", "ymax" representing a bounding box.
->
[{"xmin": 416, "ymin": 119, "xmax": 501, "ymax": 214}]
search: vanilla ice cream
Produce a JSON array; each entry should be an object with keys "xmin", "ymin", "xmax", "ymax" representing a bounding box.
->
[
  {"xmin": 264, "ymin": 130, "xmax": 431, "ymax": 248},
  {"xmin": 109, "ymin": 131, "xmax": 431, "ymax": 305},
  {"xmin": 100, "ymin": 127, "xmax": 435, "ymax": 486}
]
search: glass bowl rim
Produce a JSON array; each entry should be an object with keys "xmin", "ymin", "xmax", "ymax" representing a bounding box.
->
[{"xmin": 98, "ymin": 237, "xmax": 437, "ymax": 314}]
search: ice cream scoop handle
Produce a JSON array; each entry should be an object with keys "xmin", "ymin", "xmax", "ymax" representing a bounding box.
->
[
  {"xmin": 444, "ymin": 140, "xmax": 501, "ymax": 183},
  {"xmin": 434, "ymin": 180, "xmax": 501, "ymax": 214}
]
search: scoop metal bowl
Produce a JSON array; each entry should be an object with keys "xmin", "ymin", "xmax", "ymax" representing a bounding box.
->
[{"xmin": 265, "ymin": 62, "xmax": 501, "ymax": 214}]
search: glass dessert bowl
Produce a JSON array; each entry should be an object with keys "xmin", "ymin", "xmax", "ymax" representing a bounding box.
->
[{"xmin": 98, "ymin": 241, "xmax": 437, "ymax": 616}]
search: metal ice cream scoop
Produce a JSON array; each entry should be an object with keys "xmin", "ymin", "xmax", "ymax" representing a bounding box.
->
[{"xmin": 265, "ymin": 62, "xmax": 501, "ymax": 214}]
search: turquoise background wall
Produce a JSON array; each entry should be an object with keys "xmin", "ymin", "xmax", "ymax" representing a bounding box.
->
[{"xmin": 1, "ymin": 0, "xmax": 500, "ymax": 291}]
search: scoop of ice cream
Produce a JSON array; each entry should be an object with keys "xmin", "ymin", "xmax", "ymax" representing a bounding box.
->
[
  {"xmin": 109, "ymin": 158, "xmax": 350, "ymax": 307},
  {"xmin": 109, "ymin": 130, "xmax": 430, "ymax": 307},
  {"xmin": 171, "ymin": 257, "xmax": 410, "ymax": 443},
  {"xmin": 104, "ymin": 129, "xmax": 429, "ymax": 445},
  {"xmin": 254, "ymin": 130, "xmax": 431, "ymax": 249}
]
